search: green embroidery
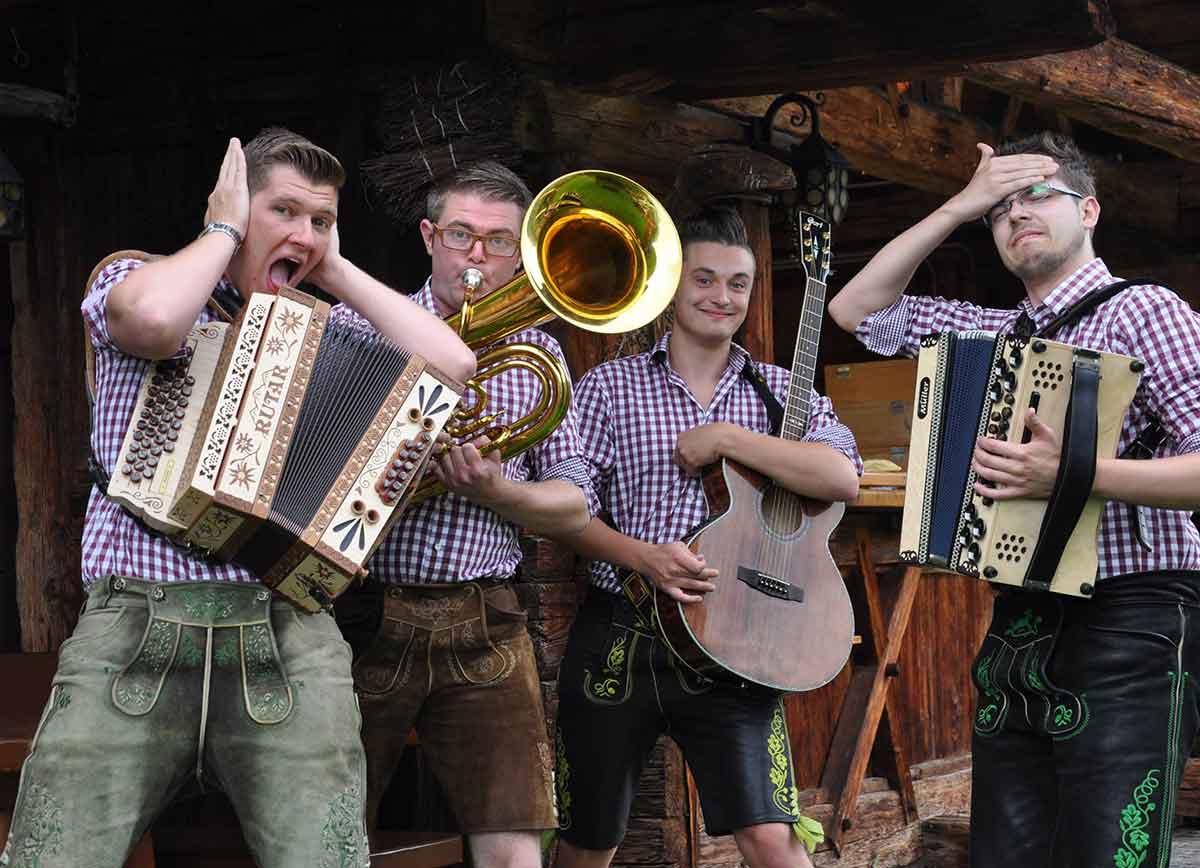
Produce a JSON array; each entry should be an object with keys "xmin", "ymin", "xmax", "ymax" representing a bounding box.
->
[
  {"xmin": 977, "ymin": 704, "xmax": 998, "ymax": 726},
  {"xmin": 112, "ymin": 618, "xmax": 178, "ymax": 714},
  {"xmin": 1053, "ymin": 704, "xmax": 1073, "ymax": 727},
  {"xmin": 591, "ymin": 633, "xmax": 628, "ymax": 699},
  {"xmin": 177, "ymin": 632, "xmax": 205, "ymax": 668},
  {"xmin": 555, "ymin": 729, "xmax": 573, "ymax": 831},
  {"xmin": 4, "ymin": 783, "xmax": 64, "ymax": 867},
  {"xmin": 319, "ymin": 785, "xmax": 368, "ymax": 868},
  {"xmin": 766, "ymin": 702, "xmax": 800, "ymax": 818},
  {"xmin": 243, "ymin": 624, "xmax": 277, "ymax": 678},
  {"xmin": 1113, "ymin": 769, "xmax": 1160, "ymax": 868},
  {"xmin": 1026, "ymin": 649, "xmax": 1047, "ymax": 693},
  {"xmin": 1004, "ymin": 609, "xmax": 1042, "ymax": 642},
  {"xmin": 975, "ymin": 650, "xmax": 997, "ymax": 694},
  {"xmin": 214, "ymin": 633, "xmax": 239, "ymax": 667},
  {"xmin": 181, "ymin": 587, "xmax": 235, "ymax": 621}
]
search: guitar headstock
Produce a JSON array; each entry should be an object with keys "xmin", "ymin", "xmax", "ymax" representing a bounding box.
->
[{"xmin": 798, "ymin": 211, "xmax": 832, "ymax": 285}]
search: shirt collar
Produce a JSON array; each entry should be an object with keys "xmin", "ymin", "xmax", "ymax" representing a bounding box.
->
[
  {"xmin": 1018, "ymin": 258, "xmax": 1113, "ymax": 322},
  {"xmin": 647, "ymin": 331, "xmax": 752, "ymax": 375},
  {"xmin": 412, "ymin": 277, "xmax": 439, "ymax": 316}
]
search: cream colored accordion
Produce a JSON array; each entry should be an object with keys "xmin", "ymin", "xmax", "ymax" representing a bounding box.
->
[
  {"xmin": 900, "ymin": 331, "xmax": 1142, "ymax": 597},
  {"xmin": 105, "ymin": 286, "xmax": 463, "ymax": 611}
]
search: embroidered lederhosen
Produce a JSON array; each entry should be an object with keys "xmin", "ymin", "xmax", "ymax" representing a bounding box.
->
[
  {"xmin": 554, "ymin": 589, "xmax": 803, "ymax": 850},
  {"xmin": 969, "ymin": 572, "xmax": 1200, "ymax": 868}
]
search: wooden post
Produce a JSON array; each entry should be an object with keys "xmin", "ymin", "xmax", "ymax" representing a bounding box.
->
[{"xmin": 734, "ymin": 198, "xmax": 774, "ymax": 365}]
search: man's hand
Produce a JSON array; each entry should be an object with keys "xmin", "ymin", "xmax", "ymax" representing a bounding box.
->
[
  {"xmin": 433, "ymin": 435, "xmax": 506, "ymax": 504},
  {"xmin": 637, "ymin": 541, "xmax": 718, "ymax": 604},
  {"xmin": 674, "ymin": 422, "xmax": 736, "ymax": 476},
  {"xmin": 945, "ymin": 143, "xmax": 1060, "ymax": 223},
  {"xmin": 307, "ymin": 224, "xmax": 347, "ymax": 293},
  {"xmin": 972, "ymin": 408, "xmax": 1063, "ymax": 500},
  {"xmin": 203, "ymin": 138, "xmax": 250, "ymax": 237}
]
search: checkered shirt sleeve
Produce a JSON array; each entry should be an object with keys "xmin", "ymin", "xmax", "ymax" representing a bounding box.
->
[
  {"xmin": 855, "ymin": 294, "xmax": 1021, "ymax": 358},
  {"xmin": 337, "ymin": 286, "xmax": 596, "ymax": 584},
  {"xmin": 80, "ymin": 258, "xmax": 256, "ymax": 586}
]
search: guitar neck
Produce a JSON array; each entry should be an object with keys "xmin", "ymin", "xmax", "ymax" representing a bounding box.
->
[{"xmin": 780, "ymin": 275, "xmax": 828, "ymax": 442}]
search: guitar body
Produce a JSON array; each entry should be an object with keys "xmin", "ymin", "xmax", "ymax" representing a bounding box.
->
[{"xmin": 654, "ymin": 458, "xmax": 853, "ymax": 692}]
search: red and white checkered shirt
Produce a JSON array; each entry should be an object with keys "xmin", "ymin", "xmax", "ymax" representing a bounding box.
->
[
  {"xmin": 81, "ymin": 257, "xmax": 258, "ymax": 585},
  {"xmin": 334, "ymin": 281, "xmax": 598, "ymax": 584},
  {"xmin": 578, "ymin": 331, "xmax": 863, "ymax": 593},
  {"xmin": 856, "ymin": 257, "xmax": 1200, "ymax": 578}
]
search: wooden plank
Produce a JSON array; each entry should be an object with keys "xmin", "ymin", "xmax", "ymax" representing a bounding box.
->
[
  {"xmin": 9, "ymin": 133, "xmax": 90, "ymax": 651},
  {"xmin": 703, "ymin": 88, "xmax": 1186, "ymax": 243},
  {"xmin": 489, "ymin": 0, "xmax": 1111, "ymax": 99},
  {"xmin": 967, "ymin": 37, "xmax": 1200, "ymax": 163},
  {"xmin": 0, "ymin": 83, "xmax": 69, "ymax": 125},
  {"xmin": 735, "ymin": 199, "xmax": 773, "ymax": 365}
]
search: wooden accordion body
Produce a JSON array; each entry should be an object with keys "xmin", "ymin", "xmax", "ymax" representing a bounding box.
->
[
  {"xmin": 900, "ymin": 331, "xmax": 1142, "ymax": 597},
  {"xmin": 106, "ymin": 286, "xmax": 463, "ymax": 611}
]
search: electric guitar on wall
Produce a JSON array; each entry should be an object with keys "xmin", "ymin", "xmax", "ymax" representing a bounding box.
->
[{"xmin": 635, "ymin": 212, "xmax": 854, "ymax": 692}]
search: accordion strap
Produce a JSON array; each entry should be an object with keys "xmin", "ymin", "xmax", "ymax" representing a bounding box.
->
[{"xmin": 1023, "ymin": 350, "xmax": 1102, "ymax": 591}]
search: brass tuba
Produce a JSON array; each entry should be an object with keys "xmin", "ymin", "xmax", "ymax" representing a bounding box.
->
[{"xmin": 411, "ymin": 169, "xmax": 681, "ymax": 502}]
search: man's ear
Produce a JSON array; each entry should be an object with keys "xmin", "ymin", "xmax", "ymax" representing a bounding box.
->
[
  {"xmin": 1081, "ymin": 196, "xmax": 1101, "ymax": 232},
  {"xmin": 419, "ymin": 219, "xmax": 435, "ymax": 256}
]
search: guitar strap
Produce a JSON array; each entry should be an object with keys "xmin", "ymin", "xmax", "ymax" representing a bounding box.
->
[{"xmin": 740, "ymin": 359, "xmax": 784, "ymax": 436}]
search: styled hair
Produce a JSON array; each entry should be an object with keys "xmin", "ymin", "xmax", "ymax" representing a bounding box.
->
[
  {"xmin": 243, "ymin": 127, "xmax": 345, "ymax": 194},
  {"xmin": 996, "ymin": 131, "xmax": 1096, "ymax": 198},
  {"xmin": 426, "ymin": 161, "xmax": 532, "ymax": 222},
  {"xmin": 677, "ymin": 204, "xmax": 753, "ymax": 254}
]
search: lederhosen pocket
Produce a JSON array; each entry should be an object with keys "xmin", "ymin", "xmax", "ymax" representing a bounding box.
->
[
  {"xmin": 108, "ymin": 578, "xmax": 293, "ymax": 724},
  {"xmin": 971, "ymin": 591, "xmax": 1088, "ymax": 740}
]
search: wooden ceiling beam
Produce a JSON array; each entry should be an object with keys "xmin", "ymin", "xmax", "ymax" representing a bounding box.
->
[
  {"xmin": 520, "ymin": 80, "xmax": 1186, "ymax": 243},
  {"xmin": 701, "ymin": 89, "xmax": 1185, "ymax": 243},
  {"xmin": 490, "ymin": 0, "xmax": 1111, "ymax": 98},
  {"xmin": 966, "ymin": 37, "xmax": 1200, "ymax": 162}
]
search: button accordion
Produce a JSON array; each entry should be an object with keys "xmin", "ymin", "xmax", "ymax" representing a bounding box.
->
[
  {"xmin": 900, "ymin": 331, "xmax": 1142, "ymax": 597},
  {"xmin": 104, "ymin": 285, "xmax": 463, "ymax": 611}
]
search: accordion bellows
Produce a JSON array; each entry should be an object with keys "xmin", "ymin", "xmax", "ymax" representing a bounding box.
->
[
  {"xmin": 900, "ymin": 331, "xmax": 1142, "ymax": 597},
  {"xmin": 106, "ymin": 287, "xmax": 462, "ymax": 611}
]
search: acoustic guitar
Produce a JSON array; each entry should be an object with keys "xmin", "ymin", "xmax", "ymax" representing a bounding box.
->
[{"xmin": 646, "ymin": 212, "xmax": 854, "ymax": 692}]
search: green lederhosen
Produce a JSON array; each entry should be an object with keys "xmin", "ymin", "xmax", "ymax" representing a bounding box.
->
[{"xmin": 1, "ymin": 577, "xmax": 369, "ymax": 868}]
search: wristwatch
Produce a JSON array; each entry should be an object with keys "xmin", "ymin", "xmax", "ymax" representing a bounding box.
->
[{"xmin": 199, "ymin": 221, "xmax": 244, "ymax": 251}]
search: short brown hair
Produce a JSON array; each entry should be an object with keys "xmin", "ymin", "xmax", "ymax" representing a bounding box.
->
[
  {"xmin": 996, "ymin": 132, "xmax": 1096, "ymax": 198},
  {"xmin": 426, "ymin": 161, "xmax": 532, "ymax": 223},
  {"xmin": 243, "ymin": 127, "xmax": 345, "ymax": 194},
  {"xmin": 677, "ymin": 205, "xmax": 753, "ymax": 254}
]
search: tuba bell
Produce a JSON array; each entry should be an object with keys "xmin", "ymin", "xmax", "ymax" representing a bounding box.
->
[{"xmin": 411, "ymin": 169, "xmax": 681, "ymax": 503}]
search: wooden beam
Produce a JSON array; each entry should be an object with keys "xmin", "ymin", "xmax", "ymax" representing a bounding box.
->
[
  {"xmin": 1001, "ymin": 95, "xmax": 1025, "ymax": 138},
  {"xmin": 966, "ymin": 37, "xmax": 1200, "ymax": 163},
  {"xmin": 521, "ymin": 81, "xmax": 1187, "ymax": 243},
  {"xmin": 0, "ymin": 83, "xmax": 70, "ymax": 125},
  {"xmin": 703, "ymin": 89, "xmax": 1185, "ymax": 243},
  {"xmin": 490, "ymin": 0, "xmax": 1111, "ymax": 98}
]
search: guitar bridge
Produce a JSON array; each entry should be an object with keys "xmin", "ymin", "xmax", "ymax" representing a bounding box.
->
[{"xmin": 737, "ymin": 566, "xmax": 804, "ymax": 603}]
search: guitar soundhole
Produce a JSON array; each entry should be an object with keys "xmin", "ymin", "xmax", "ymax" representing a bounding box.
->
[{"xmin": 759, "ymin": 485, "xmax": 805, "ymax": 537}]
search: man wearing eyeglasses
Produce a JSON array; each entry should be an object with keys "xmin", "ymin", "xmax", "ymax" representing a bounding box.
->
[
  {"xmin": 828, "ymin": 132, "xmax": 1200, "ymax": 868},
  {"xmin": 333, "ymin": 161, "xmax": 594, "ymax": 868}
]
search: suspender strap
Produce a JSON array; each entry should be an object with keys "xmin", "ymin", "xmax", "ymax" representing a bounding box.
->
[
  {"xmin": 1023, "ymin": 350, "xmax": 1102, "ymax": 591},
  {"xmin": 740, "ymin": 360, "xmax": 784, "ymax": 436},
  {"xmin": 1032, "ymin": 279, "xmax": 1155, "ymax": 339}
]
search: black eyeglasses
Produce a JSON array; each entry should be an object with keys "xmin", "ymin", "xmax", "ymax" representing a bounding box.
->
[
  {"xmin": 430, "ymin": 223, "xmax": 519, "ymax": 258},
  {"xmin": 983, "ymin": 182, "xmax": 1085, "ymax": 228}
]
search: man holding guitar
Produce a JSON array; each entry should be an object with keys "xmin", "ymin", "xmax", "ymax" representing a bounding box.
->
[{"xmin": 552, "ymin": 206, "xmax": 861, "ymax": 868}]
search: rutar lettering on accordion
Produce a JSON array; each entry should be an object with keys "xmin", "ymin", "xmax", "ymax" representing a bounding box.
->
[
  {"xmin": 899, "ymin": 331, "xmax": 1142, "ymax": 597},
  {"xmin": 106, "ymin": 286, "xmax": 464, "ymax": 611}
]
